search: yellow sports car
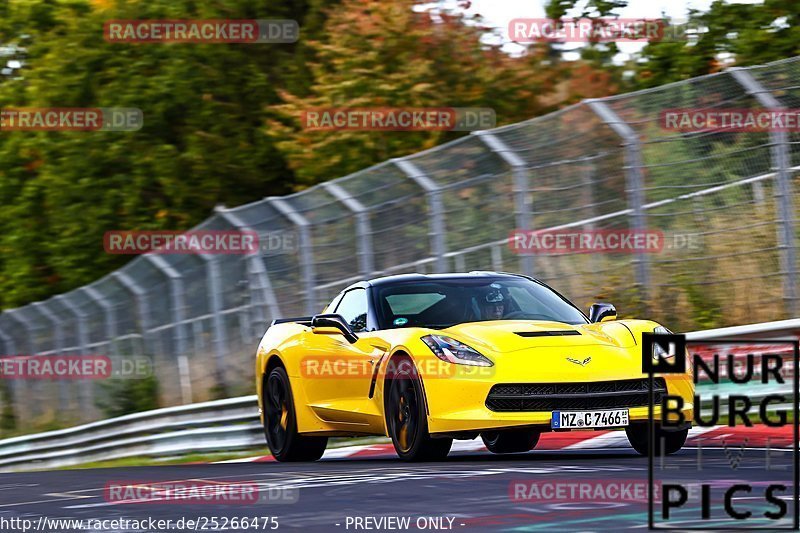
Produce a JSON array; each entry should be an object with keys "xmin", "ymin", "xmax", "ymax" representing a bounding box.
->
[{"xmin": 255, "ymin": 272, "xmax": 693, "ymax": 461}]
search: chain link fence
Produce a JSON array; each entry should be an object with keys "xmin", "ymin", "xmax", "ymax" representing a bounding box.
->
[{"xmin": 1, "ymin": 56, "xmax": 800, "ymax": 433}]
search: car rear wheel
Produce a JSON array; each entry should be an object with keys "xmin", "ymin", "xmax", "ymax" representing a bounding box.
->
[
  {"xmin": 386, "ymin": 357, "xmax": 452, "ymax": 461},
  {"xmin": 263, "ymin": 366, "xmax": 327, "ymax": 462},
  {"xmin": 481, "ymin": 430, "xmax": 540, "ymax": 454},
  {"xmin": 626, "ymin": 424, "xmax": 688, "ymax": 456}
]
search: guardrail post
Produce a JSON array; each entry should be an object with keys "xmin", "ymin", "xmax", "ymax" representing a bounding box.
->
[
  {"xmin": 474, "ymin": 131, "xmax": 534, "ymax": 277},
  {"xmin": 393, "ymin": 158, "xmax": 447, "ymax": 273},
  {"xmin": 111, "ymin": 271, "xmax": 151, "ymax": 358},
  {"xmin": 32, "ymin": 302, "xmax": 69, "ymax": 406},
  {"xmin": 215, "ymin": 206, "xmax": 282, "ymax": 336},
  {"xmin": 268, "ymin": 197, "xmax": 317, "ymax": 314},
  {"xmin": 54, "ymin": 295, "xmax": 95, "ymax": 417},
  {"xmin": 322, "ymin": 182, "xmax": 375, "ymax": 276},
  {"xmin": 198, "ymin": 253, "xmax": 229, "ymax": 397},
  {"xmin": 730, "ymin": 68, "xmax": 798, "ymax": 316},
  {"xmin": 586, "ymin": 99, "xmax": 651, "ymax": 301}
]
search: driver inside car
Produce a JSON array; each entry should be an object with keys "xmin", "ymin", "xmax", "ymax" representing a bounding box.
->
[{"xmin": 483, "ymin": 288, "xmax": 506, "ymax": 320}]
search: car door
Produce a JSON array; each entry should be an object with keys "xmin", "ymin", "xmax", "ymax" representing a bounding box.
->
[{"xmin": 299, "ymin": 288, "xmax": 387, "ymax": 431}]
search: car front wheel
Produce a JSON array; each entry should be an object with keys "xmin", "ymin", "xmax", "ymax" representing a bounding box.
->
[{"xmin": 386, "ymin": 357, "xmax": 452, "ymax": 461}]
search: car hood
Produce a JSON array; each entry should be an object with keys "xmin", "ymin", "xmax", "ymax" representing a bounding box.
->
[{"xmin": 440, "ymin": 320, "xmax": 638, "ymax": 354}]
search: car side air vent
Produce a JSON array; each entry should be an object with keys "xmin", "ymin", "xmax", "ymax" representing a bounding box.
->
[{"xmin": 514, "ymin": 330, "xmax": 582, "ymax": 337}]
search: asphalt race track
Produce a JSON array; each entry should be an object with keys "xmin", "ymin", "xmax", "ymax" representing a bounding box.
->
[{"xmin": 0, "ymin": 443, "xmax": 795, "ymax": 532}]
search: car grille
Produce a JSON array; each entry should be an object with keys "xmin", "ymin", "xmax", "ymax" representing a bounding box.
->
[{"xmin": 486, "ymin": 378, "xmax": 667, "ymax": 412}]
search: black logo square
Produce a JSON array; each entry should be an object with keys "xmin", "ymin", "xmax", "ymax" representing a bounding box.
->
[{"xmin": 642, "ymin": 332, "xmax": 686, "ymax": 374}]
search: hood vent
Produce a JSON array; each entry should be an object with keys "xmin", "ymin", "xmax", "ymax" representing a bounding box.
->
[{"xmin": 514, "ymin": 330, "xmax": 581, "ymax": 338}]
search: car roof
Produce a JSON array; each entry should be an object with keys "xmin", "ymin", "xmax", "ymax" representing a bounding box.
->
[{"xmin": 343, "ymin": 271, "xmax": 532, "ymax": 291}]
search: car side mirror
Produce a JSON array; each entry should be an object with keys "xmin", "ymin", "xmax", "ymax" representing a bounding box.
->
[
  {"xmin": 311, "ymin": 313, "xmax": 359, "ymax": 343},
  {"xmin": 588, "ymin": 303, "xmax": 617, "ymax": 323}
]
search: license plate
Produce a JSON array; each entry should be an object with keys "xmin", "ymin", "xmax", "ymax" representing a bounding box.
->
[{"xmin": 551, "ymin": 409, "xmax": 629, "ymax": 429}]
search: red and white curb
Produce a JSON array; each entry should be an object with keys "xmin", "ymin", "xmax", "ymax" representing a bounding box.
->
[{"xmin": 214, "ymin": 425, "xmax": 793, "ymax": 464}]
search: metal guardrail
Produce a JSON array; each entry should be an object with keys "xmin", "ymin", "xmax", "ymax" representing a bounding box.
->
[
  {"xmin": 0, "ymin": 319, "xmax": 796, "ymax": 472},
  {"xmin": 685, "ymin": 318, "xmax": 800, "ymax": 341},
  {"xmin": 0, "ymin": 396, "xmax": 261, "ymax": 472}
]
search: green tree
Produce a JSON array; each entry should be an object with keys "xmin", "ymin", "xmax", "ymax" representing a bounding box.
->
[
  {"xmin": 0, "ymin": 0, "xmax": 335, "ymax": 308},
  {"xmin": 545, "ymin": 0, "xmax": 800, "ymax": 88},
  {"xmin": 267, "ymin": 0, "xmax": 606, "ymax": 186}
]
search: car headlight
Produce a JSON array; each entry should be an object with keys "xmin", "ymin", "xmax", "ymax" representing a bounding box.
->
[
  {"xmin": 421, "ymin": 335, "xmax": 493, "ymax": 367},
  {"xmin": 652, "ymin": 325, "xmax": 674, "ymax": 359}
]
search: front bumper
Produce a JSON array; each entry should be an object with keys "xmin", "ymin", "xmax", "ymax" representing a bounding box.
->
[{"xmin": 423, "ymin": 370, "xmax": 694, "ymax": 435}]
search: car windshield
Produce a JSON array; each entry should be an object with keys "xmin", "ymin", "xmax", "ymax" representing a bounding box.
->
[{"xmin": 375, "ymin": 277, "xmax": 588, "ymax": 329}]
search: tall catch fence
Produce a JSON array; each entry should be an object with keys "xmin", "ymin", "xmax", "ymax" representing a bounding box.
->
[{"xmin": 1, "ymin": 56, "xmax": 799, "ymax": 432}]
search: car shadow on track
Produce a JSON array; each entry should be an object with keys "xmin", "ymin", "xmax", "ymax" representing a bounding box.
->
[{"xmin": 321, "ymin": 449, "xmax": 645, "ymax": 464}]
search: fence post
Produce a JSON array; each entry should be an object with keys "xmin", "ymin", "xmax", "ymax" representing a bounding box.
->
[
  {"xmin": 31, "ymin": 301, "xmax": 69, "ymax": 406},
  {"xmin": 474, "ymin": 131, "xmax": 534, "ymax": 277},
  {"xmin": 53, "ymin": 295, "xmax": 95, "ymax": 418},
  {"xmin": 215, "ymin": 206, "xmax": 282, "ymax": 333},
  {"xmin": 196, "ymin": 253, "xmax": 229, "ymax": 397},
  {"xmin": 0, "ymin": 324, "xmax": 15, "ymax": 355},
  {"xmin": 0, "ymin": 324, "xmax": 18, "ymax": 433},
  {"xmin": 5, "ymin": 309, "xmax": 35, "ymax": 362},
  {"xmin": 145, "ymin": 256, "xmax": 187, "ymax": 359},
  {"xmin": 30, "ymin": 303, "xmax": 63, "ymax": 354},
  {"xmin": 112, "ymin": 271, "xmax": 151, "ymax": 357},
  {"xmin": 82, "ymin": 286, "xmax": 117, "ymax": 355},
  {"xmin": 0, "ymin": 320, "xmax": 19, "ymax": 356},
  {"xmin": 145, "ymin": 255, "xmax": 192, "ymax": 403},
  {"xmin": 491, "ymin": 244, "xmax": 503, "ymax": 271},
  {"xmin": 4, "ymin": 310, "xmax": 32, "ymax": 353},
  {"xmin": 268, "ymin": 197, "xmax": 317, "ymax": 315},
  {"xmin": 393, "ymin": 158, "xmax": 447, "ymax": 273},
  {"xmin": 3, "ymin": 310, "xmax": 38, "ymax": 421},
  {"xmin": 730, "ymin": 68, "xmax": 798, "ymax": 316},
  {"xmin": 586, "ymin": 99, "xmax": 651, "ymax": 299},
  {"xmin": 322, "ymin": 182, "xmax": 375, "ymax": 276}
]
